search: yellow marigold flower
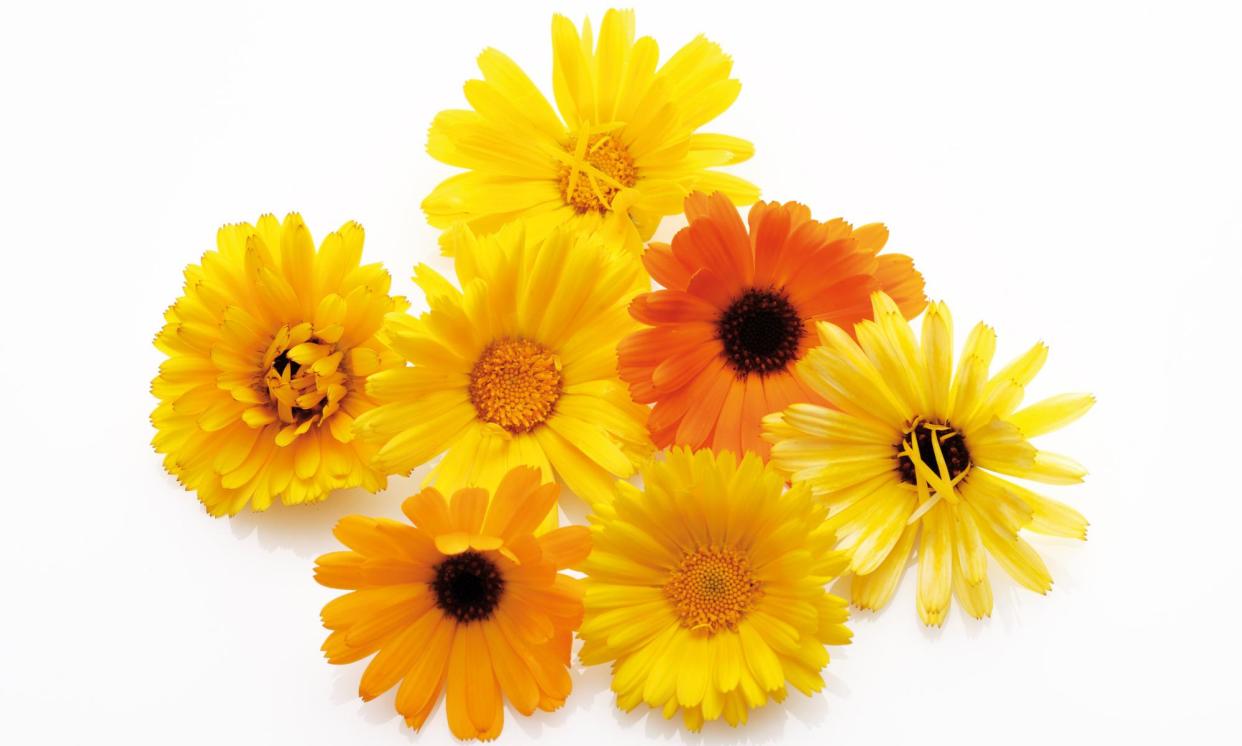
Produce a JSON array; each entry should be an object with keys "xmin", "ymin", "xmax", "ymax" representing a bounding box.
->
[
  {"xmin": 355, "ymin": 222, "xmax": 653, "ymax": 506},
  {"xmin": 315, "ymin": 466, "xmax": 591, "ymax": 740},
  {"xmin": 150, "ymin": 214, "xmax": 406, "ymax": 516},
  {"xmin": 423, "ymin": 8, "xmax": 758, "ymax": 254},
  {"xmin": 578, "ymin": 448, "xmax": 852, "ymax": 731},
  {"xmin": 763, "ymin": 292, "xmax": 1095, "ymax": 625}
]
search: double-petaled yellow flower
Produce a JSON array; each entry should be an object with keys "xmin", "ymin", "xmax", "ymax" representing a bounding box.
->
[{"xmin": 151, "ymin": 214, "xmax": 406, "ymax": 515}]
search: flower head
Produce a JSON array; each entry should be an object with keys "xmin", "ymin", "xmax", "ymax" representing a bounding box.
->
[
  {"xmin": 315, "ymin": 466, "xmax": 591, "ymax": 740},
  {"xmin": 423, "ymin": 8, "xmax": 757, "ymax": 254},
  {"xmin": 579, "ymin": 448, "xmax": 852, "ymax": 731},
  {"xmin": 618, "ymin": 192, "xmax": 926, "ymax": 459},
  {"xmin": 150, "ymin": 214, "xmax": 406, "ymax": 515},
  {"xmin": 764, "ymin": 292, "xmax": 1094, "ymax": 625},
  {"xmin": 355, "ymin": 221, "xmax": 652, "ymax": 506}
]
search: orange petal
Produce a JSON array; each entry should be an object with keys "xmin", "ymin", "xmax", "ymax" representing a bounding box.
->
[
  {"xmin": 739, "ymin": 375, "xmax": 773, "ymax": 459},
  {"xmin": 875, "ymin": 253, "xmax": 927, "ymax": 318},
  {"xmin": 401, "ymin": 487, "xmax": 453, "ymax": 535},
  {"xmin": 536, "ymin": 525, "xmax": 591, "ymax": 568},
  {"xmin": 630, "ymin": 289, "xmax": 720, "ymax": 324},
  {"xmin": 394, "ymin": 613, "xmax": 454, "ymax": 721},
  {"xmin": 444, "ymin": 626, "xmax": 477, "ymax": 739},
  {"xmin": 685, "ymin": 268, "xmax": 736, "ymax": 308},
  {"xmin": 674, "ymin": 358, "xmax": 734, "ymax": 448},
  {"xmin": 641, "ymin": 242, "xmax": 692, "ymax": 289},
  {"xmin": 481, "ymin": 466, "xmax": 544, "ymax": 538},
  {"xmin": 449, "ymin": 487, "xmax": 488, "ymax": 534},
  {"xmin": 482, "ymin": 620, "xmax": 541, "ymax": 715},
  {"xmin": 710, "ymin": 379, "xmax": 747, "ymax": 456},
  {"xmin": 358, "ymin": 606, "xmax": 440, "ymax": 700},
  {"xmin": 853, "ymin": 222, "xmax": 889, "ymax": 254},
  {"xmin": 463, "ymin": 624, "xmax": 502, "ymax": 734},
  {"xmin": 793, "ymin": 273, "xmax": 878, "ymax": 320},
  {"xmin": 749, "ymin": 200, "xmax": 792, "ymax": 287},
  {"xmin": 652, "ymin": 341, "xmax": 721, "ymax": 394}
]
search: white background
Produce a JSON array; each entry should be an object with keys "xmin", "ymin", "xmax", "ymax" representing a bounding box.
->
[{"xmin": 2, "ymin": 1, "xmax": 1239, "ymax": 743}]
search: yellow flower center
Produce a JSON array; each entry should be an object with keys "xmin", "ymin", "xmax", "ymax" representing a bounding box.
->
[
  {"xmin": 262, "ymin": 323, "xmax": 348, "ymax": 426},
  {"xmin": 664, "ymin": 547, "xmax": 762, "ymax": 634},
  {"xmin": 468, "ymin": 338, "xmax": 563, "ymax": 433},
  {"xmin": 558, "ymin": 132, "xmax": 637, "ymax": 213}
]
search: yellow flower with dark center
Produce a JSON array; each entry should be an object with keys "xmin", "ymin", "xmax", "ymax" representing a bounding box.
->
[
  {"xmin": 315, "ymin": 466, "xmax": 591, "ymax": 740},
  {"xmin": 578, "ymin": 448, "xmax": 852, "ymax": 731},
  {"xmin": 423, "ymin": 8, "xmax": 758, "ymax": 254},
  {"xmin": 763, "ymin": 292, "xmax": 1094, "ymax": 625},
  {"xmin": 150, "ymin": 214, "xmax": 406, "ymax": 516},
  {"xmin": 355, "ymin": 221, "xmax": 653, "ymax": 507}
]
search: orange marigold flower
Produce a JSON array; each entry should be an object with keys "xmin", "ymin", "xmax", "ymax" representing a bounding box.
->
[
  {"xmin": 618, "ymin": 192, "xmax": 926, "ymax": 459},
  {"xmin": 315, "ymin": 466, "xmax": 591, "ymax": 740}
]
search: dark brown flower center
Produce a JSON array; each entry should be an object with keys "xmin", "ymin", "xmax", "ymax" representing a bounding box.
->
[
  {"xmin": 896, "ymin": 421, "xmax": 971, "ymax": 485},
  {"xmin": 716, "ymin": 288, "xmax": 803, "ymax": 376},
  {"xmin": 431, "ymin": 551, "xmax": 505, "ymax": 623}
]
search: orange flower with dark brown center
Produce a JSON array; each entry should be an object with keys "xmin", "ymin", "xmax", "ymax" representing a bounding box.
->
[{"xmin": 618, "ymin": 192, "xmax": 927, "ymax": 459}]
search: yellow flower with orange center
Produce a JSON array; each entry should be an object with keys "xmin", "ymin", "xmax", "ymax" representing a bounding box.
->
[
  {"xmin": 150, "ymin": 214, "xmax": 406, "ymax": 515},
  {"xmin": 579, "ymin": 448, "xmax": 852, "ymax": 731},
  {"xmin": 355, "ymin": 221, "xmax": 653, "ymax": 507},
  {"xmin": 423, "ymin": 8, "xmax": 758, "ymax": 254}
]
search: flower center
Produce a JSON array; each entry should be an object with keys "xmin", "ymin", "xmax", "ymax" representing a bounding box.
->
[
  {"xmin": 716, "ymin": 288, "xmax": 804, "ymax": 376},
  {"xmin": 664, "ymin": 547, "xmax": 762, "ymax": 634},
  {"xmin": 896, "ymin": 420, "xmax": 971, "ymax": 485},
  {"xmin": 263, "ymin": 324, "xmax": 347, "ymax": 426},
  {"xmin": 558, "ymin": 132, "xmax": 637, "ymax": 213},
  {"xmin": 431, "ymin": 551, "xmax": 505, "ymax": 623},
  {"xmin": 468, "ymin": 338, "xmax": 563, "ymax": 433}
]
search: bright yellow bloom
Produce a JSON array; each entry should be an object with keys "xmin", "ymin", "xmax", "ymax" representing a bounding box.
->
[
  {"xmin": 579, "ymin": 448, "xmax": 852, "ymax": 731},
  {"xmin": 151, "ymin": 214, "xmax": 406, "ymax": 516},
  {"xmin": 423, "ymin": 8, "xmax": 758, "ymax": 254},
  {"xmin": 315, "ymin": 466, "xmax": 591, "ymax": 740},
  {"xmin": 764, "ymin": 292, "xmax": 1094, "ymax": 625},
  {"xmin": 355, "ymin": 222, "xmax": 652, "ymax": 507}
]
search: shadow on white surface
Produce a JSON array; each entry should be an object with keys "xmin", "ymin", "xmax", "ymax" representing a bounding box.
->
[{"xmin": 227, "ymin": 468, "xmax": 432, "ymax": 557}]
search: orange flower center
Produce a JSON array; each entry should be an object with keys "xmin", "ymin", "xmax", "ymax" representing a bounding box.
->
[
  {"xmin": 468, "ymin": 338, "xmax": 563, "ymax": 433},
  {"xmin": 262, "ymin": 324, "xmax": 347, "ymax": 426},
  {"xmin": 664, "ymin": 547, "xmax": 762, "ymax": 634},
  {"xmin": 558, "ymin": 132, "xmax": 637, "ymax": 213}
]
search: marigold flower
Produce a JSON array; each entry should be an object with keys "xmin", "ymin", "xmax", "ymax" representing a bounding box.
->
[
  {"xmin": 151, "ymin": 214, "xmax": 405, "ymax": 515},
  {"xmin": 619, "ymin": 192, "xmax": 926, "ymax": 459},
  {"xmin": 356, "ymin": 222, "xmax": 652, "ymax": 506},
  {"xmin": 423, "ymin": 9, "xmax": 758, "ymax": 254},
  {"xmin": 579, "ymin": 448, "xmax": 852, "ymax": 730},
  {"xmin": 316, "ymin": 466, "xmax": 590, "ymax": 739},
  {"xmin": 764, "ymin": 292, "xmax": 1094, "ymax": 624}
]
